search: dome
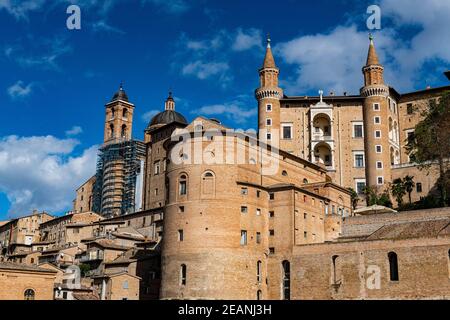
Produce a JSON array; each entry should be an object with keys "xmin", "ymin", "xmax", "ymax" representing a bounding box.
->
[
  {"xmin": 148, "ymin": 110, "xmax": 188, "ymax": 129},
  {"xmin": 111, "ymin": 85, "xmax": 129, "ymax": 102}
]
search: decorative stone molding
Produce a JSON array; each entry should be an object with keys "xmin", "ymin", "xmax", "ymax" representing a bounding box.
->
[
  {"xmin": 360, "ymin": 85, "xmax": 389, "ymax": 97},
  {"xmin": 255, "ymin": 87, "xmax": 283, "ymax": 100}
]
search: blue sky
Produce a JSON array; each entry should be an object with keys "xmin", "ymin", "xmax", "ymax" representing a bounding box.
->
[{"xmin": 0, "ymin": 0, "xmax": 449, "ymax": 219}]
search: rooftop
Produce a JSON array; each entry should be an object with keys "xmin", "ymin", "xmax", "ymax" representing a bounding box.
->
[{"xmin": 0, "ymin": 262, "xmax": 57, "ymax": 273}]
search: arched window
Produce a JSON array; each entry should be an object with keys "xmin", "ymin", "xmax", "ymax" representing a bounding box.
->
[
  {"xmin": 121, "ymin": 124, "xmax": 127, "ymax": 138},
  {"xmin": 122, "ymin": 108, "xmax": 128, "ymax": 119},
  {"xmin": 180, "ymin": 264, "xmax": 187, "ymax": 286},
  {"xmin": 179, "ymin": 175, "xmax": 187, "ymax": 196},
  {"xmin": 257, "ymin": 290, "xmax": 262, "ymax": 300},
  {"xmin": 24, "ymin": 289, "xmax": 35, "ymax": 300},
  {"xmin": 111, "ymin": 108, "xmax": 116, "ymax": 119},
  {"xmin": 202, "ymin": 171, "xmax": 215, "ymax": 195},
  {"xmin": 257, "ymin": 260, "xmax": 262, "ymax": 283},
  {"xmin": 109, "ymin": 124, "xmax": 114, "ymax": 138},
  {"xmin": 303, "ymin": 178, "xmax": 309, "ymax": 184},
  {"xmin": 388, "ymin": 252, "xmax": 399, "ymax": 281},
  {"xmin": 282, "ymin": 260, "xmax": 290, "ymax": 300},
  {"xmin": 282, "ymin": 170, "xmax": 288, "ymax": 176},
  {"xmin": 332, "ymin": 255, "xmax": 339, "ymax": 285}
]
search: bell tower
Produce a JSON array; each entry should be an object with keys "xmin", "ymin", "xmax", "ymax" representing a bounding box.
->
[
  {"xmin": 360, "ymin": 35, "xmax": 391, "ymax": 189},
  {"xmin": 104, "ymin": 84, "xmax": 135, "ymax": 143},
  {"xmin": 256, "ymin": 36, "xmax": 283, "ymax": 144}
]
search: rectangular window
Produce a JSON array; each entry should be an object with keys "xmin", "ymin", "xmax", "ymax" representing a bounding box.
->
[
  {"xmin": 376, "ymin": 161, "xmax": 383, "ymax": 169},
  {"xmin": 266, "ymin": 133, "xmax": 272, "ymax": 141},
  {"xmin": 407, "ymin": 103, "xmax": 413, "ymax": 115},
  {"xmin": 304, "ymin": 231, "xmax": 307, "ymax": 239},
  {"xmin": 407, "ymin": 131, "xmax": 415, "ymax": 144},
  {"xmin": 269, "ymin": 193, "xmax": 275, "ymax": 200},
  {"xmin": 241, "ymin": 206, "xmax": 248, "ymax": 214},
  {"xmin": 269, "ymin": 248, "xmax": 275, "ymax": 255},
  {"xmin": 269, "ymin": 211, "xmax": 275, "ymax": 218},
  {"xmin": 304, "ymin": 213, "xmax": 307, "ymax": 219},
  {"xmin": 241, "ymin": 188, "xmax": 248, "ymax": 195},
  {"xmin": 179, "ymin": 181, "xmax": 187, "ymax": 195},
  {"xmin": 266, "ymin": 118, "xmax": 272, "ymax": 126},
  {"xmin": 376, "ymin": 145, "xmax": 382, "ymax": 153},
  {"xmin": 256, "ymin": 190, "xmax": 261, "ymax": 198},
  {"xmin": 256, "ymin": 209, "xmax": 261, "ymax": 216},
  {"xmin": 240, "ymin": 230, "xmax": 247, "ymax": 246},
  {"xmin": 416, "ymin": 183, "xmax": 423, "ymax": 193},
  {"xmin": 154, "ymin": 161, "xmax": 160, "ymax": 175},
  {"xmin": 269, "ymin": 230, "xmax": 275, "ymax": 236},
  {"xmin": 256, "ymin": 232, "xmax": 261, "ymax": 244},
  {"xmin": 375, "ymin": 130, "xmax": 381, "ymax": 138},
  {"xmin": 178, "ymin": 206, "xmax": 185, "ymax": 213},
  {"xmin": 374, "ymin": 116, "xmax": 381, "ymax": 124},
  {"xmin": 377, "ymin": 176, "xmax": 384, "ymax": 185},
  {"xmin": 356, "ymin": 181, "xmax": 366, "ymax": 195},
  {"xmin": 353, "ymin": 124, "xmax": 363, "ymax": 138},
  {"xmin": 282, "ymin": 124, "xmax": 293, "ymax": 140},
  {"xmin": 178, "ymin": 230, "xmax": 184, "ymax": 242},
  {"xmin": 373, "ymin": 103, "xmax": 380, "ymax": 111},
  {"xmin": 266, "ymin": 104, "xmax": 272, "ymax": 112},
  {"xmin": 354, "ymin": 153, "xmax": 364, "ymax": 168}
]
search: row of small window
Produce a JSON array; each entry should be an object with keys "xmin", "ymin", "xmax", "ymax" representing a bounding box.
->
[
  {"xmin": 153, "ymin": 159, "xmax": 167, "ymax": 175},
  {"xmin": 353, "ymin": 153, "xmax": 384, "ymax": 169},
  {"xmin": 355, "ymin": 180, "xmax": 423, "ymax": 194},
  {"xmin": 241, "ymin": 231, "xmax": 265, "ymax": 245},
  {"xmin": 109, "ymin": 107, "xmax": 129, "ymax": 119},
  {"xmin": 266, "ymin": 124, "xmax": 293, "ymax": 141},
  {"xmin": 176, "ymin": 172, "xmax": 214, "ymax": 196}
]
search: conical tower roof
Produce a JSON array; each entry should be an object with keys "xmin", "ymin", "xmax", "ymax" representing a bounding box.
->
[
  {"xmin": 262, "ymin": 36, "xmax": 277, "ymax": 69},
  {"xmin": 366, "ymin": 34, "xmax": 380, "ymax": 66}
]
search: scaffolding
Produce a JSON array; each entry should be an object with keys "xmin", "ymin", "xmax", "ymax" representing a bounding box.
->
[{"xmin": 92, "ymin": 139, "xmax": 146, "ymax": 218}]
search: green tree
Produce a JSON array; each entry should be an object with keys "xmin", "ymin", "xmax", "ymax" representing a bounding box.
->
[
  {"xmin": 403, "ymin": 175, "xmax": 415, "ymax": 205},
  {"xmin": 391, "ymin": 178, "xmax": 406, "ymax": 208},
  {"xmin": 363, "ymin": 186, "xmax": 393, "ymax": 208},
  {"xmin": 347, "ymin": 188, "xmax": 359, "ymax": 210},
  {"xmin": 406, "ymin": 91, "xmax": 450, "ymax": 207}
]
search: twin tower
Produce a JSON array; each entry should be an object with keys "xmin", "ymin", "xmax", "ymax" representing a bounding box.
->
[{"xmin": 256, "ymin": 35, "xmax": 392, "ymax": 189}]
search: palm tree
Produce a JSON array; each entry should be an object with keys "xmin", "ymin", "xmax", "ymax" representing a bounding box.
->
[
  {"xmin": 391, "ymin": 178, "xmax": 406, "ymax": 208},
  {"xmin": 403, "ymin": 175, "xmax": 415, "ymax": 204}
]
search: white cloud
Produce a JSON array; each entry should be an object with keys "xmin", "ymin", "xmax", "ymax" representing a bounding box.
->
[
  {"xmin": 65, "ymin": 126, "xmax": 83, "ymax": 136},
  {"xmin": 6, "ymin": 37, "xmax": 72, "ymax": 71},
  {"xmin": 182, "ymin": 60, "xmax": 230, "ymax": 80},
  {"xmin": 276, "ymin": 25, "xmax": 396, "ymax": 95},
  {"xmin": 142, "ymin": 0, "xmax": 189, "ymax": 14},
  {"xmin": 92, "ymin": 20, "xmax": 125, "ymax": 34},
  {"xmin": 7, "ymin": 81, "xmax": 33, "ymax": 99},
  {"xmin": 0, "ymin": 0, "xmax": 46, "ymax": 19},
  {"xmin": 232, "ymin": 28, "xmax": 263, "ymax": 52},
  {"xmin": 142, "ymin": 110, "xmax": 160, "ymax": 123},
  {"xmin": 0, "ymin": 135, "xmax": 98, "ymax": 217},
  {"xmin": 275, "ymin": 0, "xmax": 450, "ymax": 95},
  {"xmin": 193, "ymin": 96, "xmax": 257, "ymax": 125}
]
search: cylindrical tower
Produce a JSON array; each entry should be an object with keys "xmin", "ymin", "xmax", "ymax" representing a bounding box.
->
[
  {"xmin": 256, "ymin": 37, "xmax": 283, "ymax": 144},
  {"xmin": 160, "ymin": 137, "xmax": 270, "ymax": 300},
  {"xmin": 360, "ymin": 35, "xmax": 391, "ymax": 189}
]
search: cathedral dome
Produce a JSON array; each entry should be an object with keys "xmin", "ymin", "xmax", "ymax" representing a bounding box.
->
[{"xmin": 148, "ymin": 110, "xmax": 188, "ymax": 129}]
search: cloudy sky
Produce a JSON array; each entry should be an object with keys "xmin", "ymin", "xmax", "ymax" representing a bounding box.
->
[{"xmin": 0, "ymin": 0, "xmax": 449, "ymax": 219}]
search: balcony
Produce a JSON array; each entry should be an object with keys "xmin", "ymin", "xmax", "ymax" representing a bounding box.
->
[{"xmin": 312, "ymin": 134, "xmax": 333, "ymax": 142}]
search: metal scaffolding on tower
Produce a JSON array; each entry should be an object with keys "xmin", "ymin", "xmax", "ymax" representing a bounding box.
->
[{"xmin": 92, "ymin": 138, "xmax": 146, "ymax": 218}]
